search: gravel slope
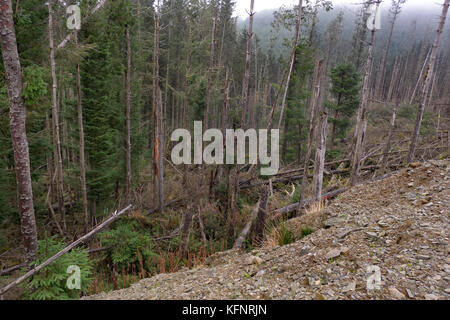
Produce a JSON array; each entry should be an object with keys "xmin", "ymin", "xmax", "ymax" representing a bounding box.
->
[{"xmin": 84, "ymin": 160, "xmax": 450, "ymax": 300}]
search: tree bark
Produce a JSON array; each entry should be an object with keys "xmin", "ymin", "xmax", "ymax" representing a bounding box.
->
[
  {"xmin": 312, "ymin": 111, "xmax": 328, "ymax": 202},
  {"xmin": 408, "ymin": 0, "xmax": 449, "ymax": 163},
  {"xmin": 0, "ymin": 0, "xmax": 38, "ymax": 265}
]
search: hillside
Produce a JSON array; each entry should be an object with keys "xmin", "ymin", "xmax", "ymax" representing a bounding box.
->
[{"xmin": 84, "ymin": 160, "xmax": 450, "ymax": 300}]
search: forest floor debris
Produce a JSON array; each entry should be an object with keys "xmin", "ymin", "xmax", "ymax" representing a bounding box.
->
[{"xmin": 84, "ymin": 160, "xmax": 449, "ymax": 300}]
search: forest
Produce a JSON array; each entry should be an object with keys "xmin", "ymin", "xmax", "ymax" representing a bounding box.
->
[{"xmin": 0, "ymin": 0, "xmax": 449, "ymax": 300}]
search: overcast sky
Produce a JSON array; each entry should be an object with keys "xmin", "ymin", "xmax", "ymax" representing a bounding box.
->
[{"xmin": 234, "ymin": 0, "xmax": 441, "ymax": 18}]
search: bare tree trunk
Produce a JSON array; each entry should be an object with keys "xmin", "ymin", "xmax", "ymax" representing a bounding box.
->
[
  {"xmin": 153, "ymin": 1, "xmax": 164, "ymax": 211},
  {"xmin": 74, "ymin": 31, "xmax": 89, "ymax": 234},
  {"xmin": 427, "ymin": 68, "xmax": 438, "ymax": 109},
  {"xmin": 164, "ymin": 1, "xmax": 174, "ymax": 132},
  {"xmin": 240, "ymin": 0, "xmax": 254, "ymax": 128},
  {"xmin": 197, "ymin": 205, "xmax": 207, "ymax": 254},
  {"xmin": 375, "ymin": 1, "xmax": 402, "ymax": 99},
  {"xmin": 125, "ymin": 27, "xmax": 132, "ymax": 202},
  {"xmin": 299, "ymin": 59, "xmax": 323, "ymax": 207},
  {"xmin": 386, "ymin": 56, "xmax": 400, "ymax": 102},
  {"xmin": 233, "ymin": 201, "xmax": 259, "ymax": 250},
  {"xmin": 183, "ymin": 21, "xmax": 192, "ymax": 130},
  {"xmin": 409, "ymin": 49, "xmax": 431, "ymax": 105},
  {"xmin": 56, "ymin": 0, "xmax": 108, "ymax": 50},
  {"xmin": 204, "ymin": 2, "xmax": 218, "ymax": 129},
  {"xmin": 297, "ymin": 122, "xmax": 302, "ymax": 165},
  {"xmin": 253, "ymin": 185, "xmax": 270, "ymax": 246},
  {"xmin": 48, "ymin": 1, "xmax": 66, "ymax": 232},
  {"xmin": 408, "ymin": 0, "xmax": 449, "ymax": 163},
  {"xmin": 278, "ymin": 0, "xmax": 303, "ymax": 130},
  {"xmin": 312, "ymin": 111, "xmax": 328, "ymax": 202},
  {"xmin": 266, "ymin": 67, "xmax": 289, "ymax": 131},
  {"xmin": 380, "ymin": 99, "xmax": 399, "ymax": 174},
  {"xmin": 228, "ymin": 166, "xmax": 239, "ymax": 240},
  {"xmin": 0, "ymin": 0, "xmax": 38, "ymax": 264},
  {"xmin": 179, "ymin": 206, "xmax": 195, "ymax": 258},
  {"xmin": 45, "ymin": 167, "xmax": 64, "ymax": 236},
  {"xmin": 350, "ymin": 1, "xmax": 380, "ymax": 186}
]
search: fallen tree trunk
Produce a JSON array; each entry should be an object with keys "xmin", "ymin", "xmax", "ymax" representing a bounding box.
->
[
  {"xmin": 0, "ymin": 205, "xmax": 132, "ymax": 296},
  {"xmin": 146, "ymin": 198, "xmax": 183, "ymax": 215},
  {"xmin": 233, "ymin": 201, "xmax": 260, "ymax": 250},
  {"xmin": 271, "ymin": 188, "xmax": 348, "ymax": 221},
  {"xmin": 0, "ymin": 263, "xmax": 27, "ymax": 277},
  {"xmin": 253, "ymin": 185, "xmax": 270, "ymax": 246},
  {"xmin": 86, "ymin": 246, "xmax": 113, "ymax": 254},
  {"xmin": 240, "ymin": 162, "xmax": 408, "ymax": 190}
]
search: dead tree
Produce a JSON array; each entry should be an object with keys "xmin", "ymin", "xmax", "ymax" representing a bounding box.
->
[
  {"xmin": 253, "ymin": 185, "xmax": 270, "ymax": 246},
  {"xmin": 125, "ymin": 26, "xmax": 132, "ymax": 202},
  {"xmin": 408, "ymin": 0, "xmax": 449, "ymax": 163},
  {"xmin": 204, "ymin": 1, "xmax": 218, "ymax": 129},
  {"xmin": 179, "ymin": 206, "xmax": 195, "ymax": 258},
  {"xmin": 299, "ymin": 59, "xmax": 323, "ymax": 207},
  {"xmin": 240, "ymin": 0, "xmax": 255, "ymax": 128},
  {"xmin": 312, "ymin": 111, "xmax": 328, "ymax": 202},
  {"xmin": 350, "ymin": 0, "xmax": 381, "ymax": 186},
  {"xmin": 153, "ymin": 0, "xmax": 164, "ymax": 210},
  {"xmin": 74, "ymin": 31, "xmax": 89, "ymax": 234},
  {"xmin": 57, "ymin": 0, "xmax": 108, "ymax": 49},
  {"xmin": 277, "ymin": 0, "xmax": 303, "ymax": 129},
  {"xmin": 409, "ymin": 49, "xmax": 431, "ymax": 105},
  {"xmin": 0, "ymin": 0, "xmax": 38, "ymax": 265},
  {"xmin": 197, "ymin": 205, "xmax": 207, "ymax": 254},
  {"xmin": 233, "ymin": 201, "xmax": 259, "ymax": 250},
  {"xmin": 48, "ymin": 0, "xmax": 66, "ymax": 231},
  {"xmin": 374, "ymin": 0, "xmax": 405, "ymax": 99},
  {"xmin": 386, "ymin": 56, "xmax": 400, "ymax": 102},
  {"xmin": 297, "ymin": 122, "xmax": 302, "ymax": 164},
  {"xmin": 380, "ymin": 98, "xmax": 400, "ymax": 174}
]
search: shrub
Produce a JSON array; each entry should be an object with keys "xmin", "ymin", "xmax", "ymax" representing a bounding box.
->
[
  {"xmin": 25, "ymin": 238, "xmax": 93, "ymax": 300},
  {"xmin": 98, "ymin": 220, "xmax": 156, "ymax": 270}
]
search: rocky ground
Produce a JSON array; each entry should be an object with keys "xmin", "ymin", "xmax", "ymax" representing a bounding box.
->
[{"xmin": 84, "ymin": 160, "xmax": 449, "ymax": 300}]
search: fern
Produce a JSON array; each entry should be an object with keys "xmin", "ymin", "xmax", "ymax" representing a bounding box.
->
[{"xmin": 24, "ymin": 238, "xmax": 93, "ymax": 300}]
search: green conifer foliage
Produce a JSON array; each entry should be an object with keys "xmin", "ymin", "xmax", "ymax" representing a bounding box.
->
[{"xmin": 326, "ymin": 63, "xmax": 360, "ymax": 146}]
